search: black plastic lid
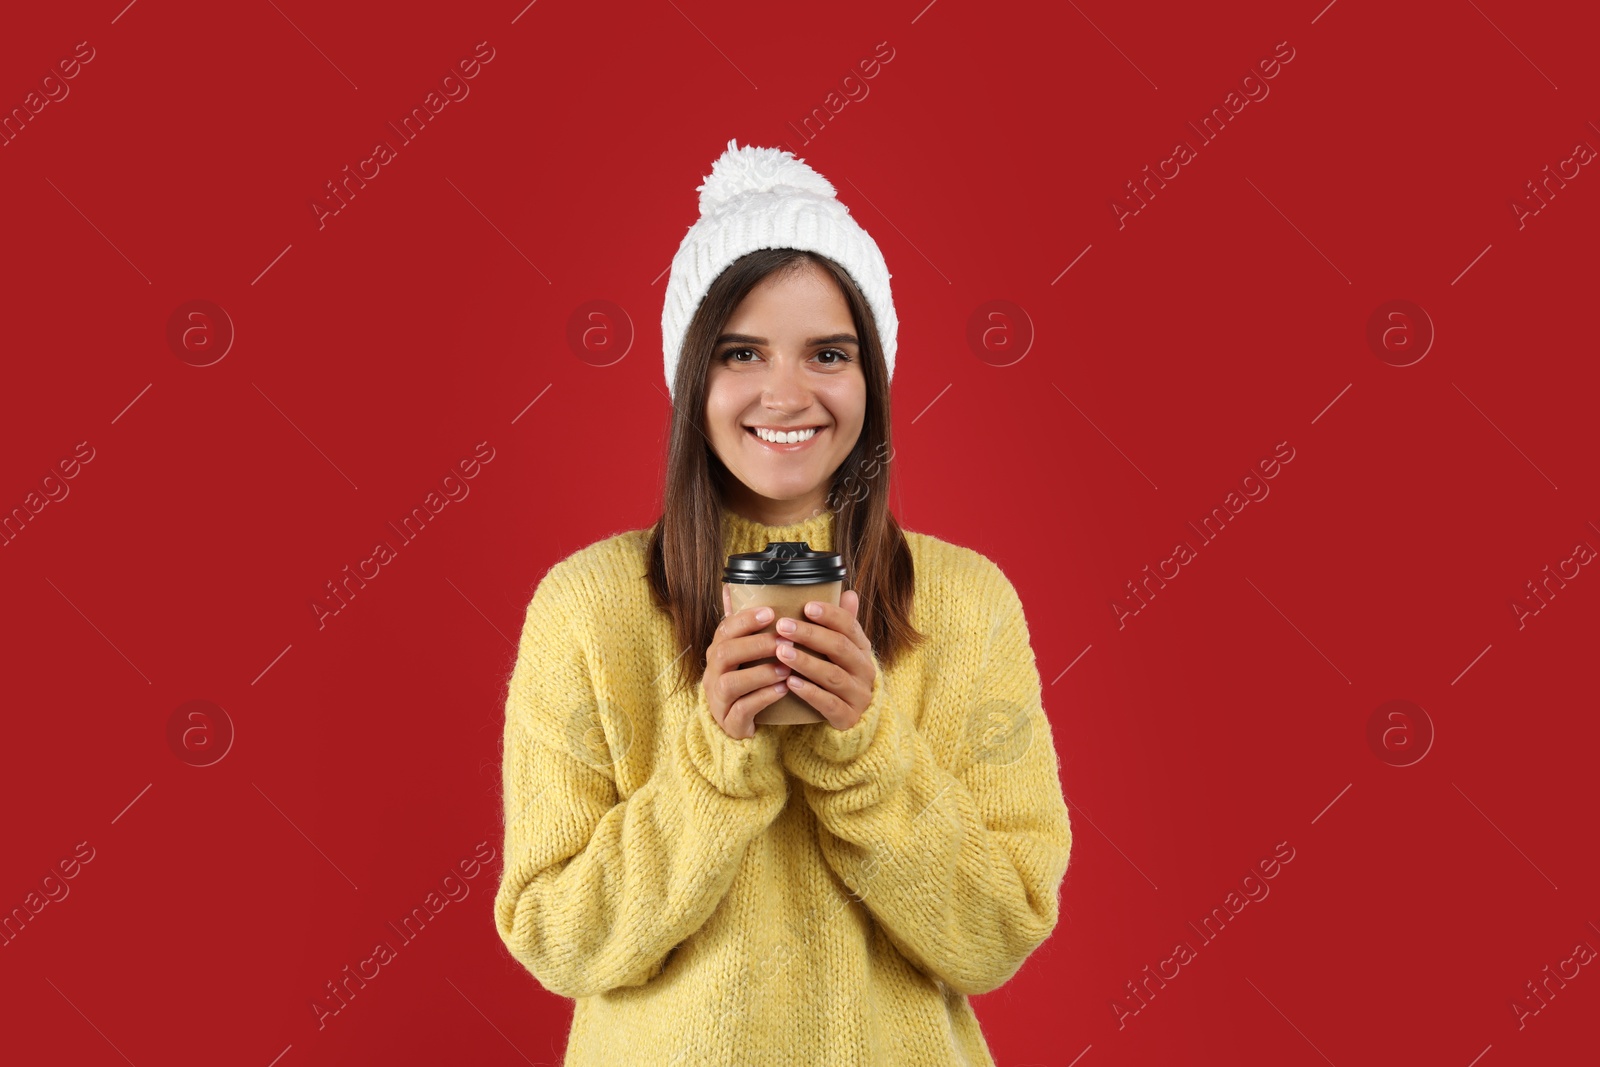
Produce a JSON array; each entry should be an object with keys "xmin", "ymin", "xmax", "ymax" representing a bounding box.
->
[{"xmin": 724, "ymin": 541, "xmax": 847, "ymax": 585}]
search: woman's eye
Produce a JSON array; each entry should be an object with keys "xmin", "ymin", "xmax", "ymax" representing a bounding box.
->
[{"xmin": 719, "ymin": 348, "xmax": 854, "ymax": 365}]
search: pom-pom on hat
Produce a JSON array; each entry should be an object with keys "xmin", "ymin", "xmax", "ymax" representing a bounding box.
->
[{"xmin": 661, "ymin": 139, "xmax": 896, "ymax": 402}]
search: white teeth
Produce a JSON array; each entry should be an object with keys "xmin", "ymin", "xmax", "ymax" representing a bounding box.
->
[{"xmin": 752, "ymin": 426, "xmax": 818, "ymax": 444}]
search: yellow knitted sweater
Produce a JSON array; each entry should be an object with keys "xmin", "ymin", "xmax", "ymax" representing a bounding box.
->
[{"xmin": 494, "ymin": 507, "xmax": 1072, "ymax": 1066}]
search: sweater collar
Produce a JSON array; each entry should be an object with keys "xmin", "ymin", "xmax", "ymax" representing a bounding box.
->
[{"xmin": 720, "ymin": 506, "xmax": 836, "ymax": 556}]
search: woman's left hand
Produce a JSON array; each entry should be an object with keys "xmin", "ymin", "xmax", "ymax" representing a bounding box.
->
[{"xmin": 774, "ymin": 589, "xmax": 876, "ymax": 730}]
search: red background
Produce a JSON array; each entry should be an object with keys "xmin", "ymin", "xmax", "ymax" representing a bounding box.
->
[{"xmin": 3, "ymin": 1, "xmax": 1597, "ymax": 1064}]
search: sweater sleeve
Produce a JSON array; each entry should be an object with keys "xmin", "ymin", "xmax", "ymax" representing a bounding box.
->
[
  {"xmin": 779, "ymin": 560, "xmax": 1073, "ymax": 997},
  {"xmin": 493, "ymin": 560, "xmax": 790, "ymax": 999}
]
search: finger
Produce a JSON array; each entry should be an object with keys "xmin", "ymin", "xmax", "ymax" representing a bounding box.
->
[
  {"xmin": 720, "ymin": 656, "xmax": 792, "ymax": 705},
  {"xmin": 732, "ymin": 678, "xmax": 790, "ymax": 738},
  {"xmin": 782, "ymin": 672, "xmax": 849, "ymax": 728},
  {"xmin": 774, "ymin": 614, "xmax": 867, "ymax": 669},
  {"xmin": 842, "ymin": 590, "xmax": 875, "ymax": 661},
  {"xmin": 706, "ymin": 665, "xmax": 732, "ymax": 728},
  {"xmin": 716, "ymin": 602, "xmax": 773, "ymax": 644},
  {"xmin": 738, "ymin": 602, "xmax": 776, "ymax": 633},
  {"xmin": 775, "ymin": 640, "xmax": 855, "ymax": 695},
  {"xmin": 722, "ymin": 630, "xmax": 786, "ymax": 669},
  {"xmin": 799, "ymin": 598, "xmax": 871, "ymax": 652}
]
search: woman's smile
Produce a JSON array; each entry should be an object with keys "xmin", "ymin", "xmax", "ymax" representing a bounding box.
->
[{"xmin": 745, "ymin": 424, "xmax": 826, "ymax": 452}]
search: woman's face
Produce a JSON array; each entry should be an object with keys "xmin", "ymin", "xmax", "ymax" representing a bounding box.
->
[{"xmin": 704, "ymin": 260, "xmax": 867, "ymax": 526}]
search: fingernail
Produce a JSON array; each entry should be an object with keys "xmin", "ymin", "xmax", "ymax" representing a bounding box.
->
[
  {"xmin": 772, "ymin": 682, "xmax": 787, "ymax": 693},
  {"xmin": 805, "ymin": 602, "xmax": 823, "ymax": 617},
  {"xmin": 756, "ymin": 607, "xmax": 773, "ymax": 623},
  {"xmin": 776, "ymin": 618, "xmax": 796, "ymax": 634},
  {"xmin": 777, "ymin": 641, "xmax": 795, "ymax": 659},
  {"xmin": 775, "ymin": 665, "xmax": 791, "ymax": 677}
]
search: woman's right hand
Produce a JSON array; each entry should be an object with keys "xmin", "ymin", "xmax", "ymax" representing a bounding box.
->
[{"xmin": 705, "ymin": 586, "xmax": 792, "ymax": 740}]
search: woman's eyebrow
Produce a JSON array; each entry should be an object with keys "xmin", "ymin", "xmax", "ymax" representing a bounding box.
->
[{"xmin": 715, "ymin": 332, "xmax": 860, "ymax": 346}]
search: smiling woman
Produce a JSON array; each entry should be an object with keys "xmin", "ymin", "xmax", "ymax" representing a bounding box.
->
[
  {"xmin": 653, "ymin": 243, "xmax": 921, "ymax": 682},
  {"xmin": 494, "ymin": 140, "xmax": 1073, "ymax": 1067},
  {"xmin": 704, "ymin": 260, "xmax": 868, "ymax": 525}
]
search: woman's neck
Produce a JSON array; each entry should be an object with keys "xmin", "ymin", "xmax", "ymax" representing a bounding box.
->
[
  {"xmin": 719, "ymin": 483, "xmax": 831, "ymax": 528},
  {"xmin": 720, "ymin": 505, "xmax": 836, "ymax": 555}
]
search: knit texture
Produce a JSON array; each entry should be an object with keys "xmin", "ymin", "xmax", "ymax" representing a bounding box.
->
[
  {"xmin": 494, "ymin": 507, "xmax": 1072, "ymax": 1066},
  {"xmin": 661, "ymin": 139, "xmax": 898, "ymax": 401}
]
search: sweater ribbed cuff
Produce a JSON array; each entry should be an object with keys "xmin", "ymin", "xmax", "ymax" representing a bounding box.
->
[
  {"xmin": 782, "ymin": 666, "xmax": 910, "ymax": 791},
  {"xmin": 683, "ymin": 688, "xmax": 785, "ymax": 798}
]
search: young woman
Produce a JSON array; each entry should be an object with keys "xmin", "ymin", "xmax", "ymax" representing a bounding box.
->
[{"xmin": 494, "ymin": 140, "xmax": 1073, "ymax": 1066}]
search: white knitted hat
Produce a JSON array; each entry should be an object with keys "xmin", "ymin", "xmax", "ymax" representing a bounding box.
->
[{"xmin": 661, "ymin": 138, "xmax": 896, "ymax": 401}]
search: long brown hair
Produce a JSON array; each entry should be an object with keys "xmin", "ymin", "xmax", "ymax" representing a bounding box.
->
[{"xmin": 645, "ymin": 248, "xmax": 926, "ymax": 698}]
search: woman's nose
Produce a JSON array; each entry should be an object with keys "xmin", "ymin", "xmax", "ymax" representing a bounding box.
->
[{"xmin": 762, "ymin": 353, "xmax": 810, "ymax": 404}]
